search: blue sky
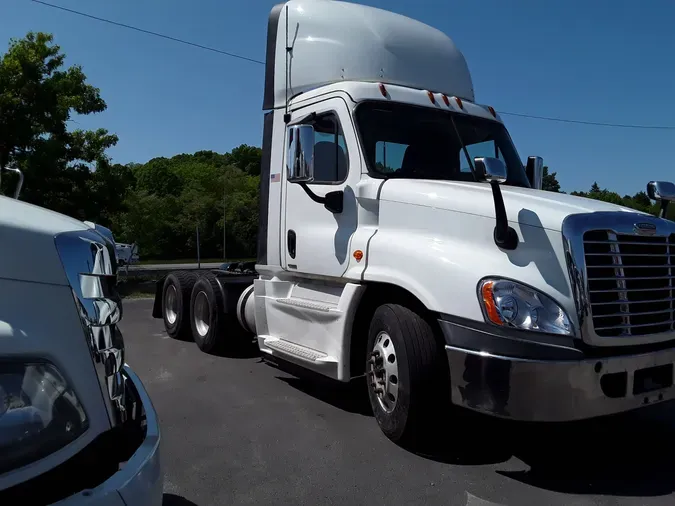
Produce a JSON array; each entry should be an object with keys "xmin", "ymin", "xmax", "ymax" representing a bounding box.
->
[{"xmin": 2, "ymin": 0, "xmax": 674, "ymax": 196}]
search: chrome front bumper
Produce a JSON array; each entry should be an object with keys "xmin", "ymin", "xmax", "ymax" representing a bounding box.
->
[
  {"xmin": 54, "ymin": 365, "xmax": 162, "ymax": 506},
  {"xmin": 441, "ymin": 320, "xmax": 675, "ymax": 422}
]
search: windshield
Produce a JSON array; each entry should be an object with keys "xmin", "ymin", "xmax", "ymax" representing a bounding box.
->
[{"xmin": 355, "ymin": 101, "xmax": 531, "ymax": 188}]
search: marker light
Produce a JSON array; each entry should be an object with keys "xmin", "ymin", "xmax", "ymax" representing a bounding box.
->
[
  {"xmin": 426, "ymin": 91, "xmax": 436, "ymax": 104},
  {"xmin": 487, "ymin": 106, "xmax": 497, "ymax": 117},
  {"xmin": 378, "ymin": 83, "xmax": 387, "ymax": 97},
  {"xmin": 353, "ymin": 250, "xmax": 364, "ymax": 262},
  {"xmin": 442, "ymin": 94, "xmax": 450, "ymax": 106},
  {"xmin": 455, "ymin": 97, "xmax": 464, "ymax": 110}
]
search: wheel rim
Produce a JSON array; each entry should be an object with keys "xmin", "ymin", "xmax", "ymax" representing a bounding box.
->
[
  {"xmin": 193, "ymin": 291, "xmax": 210, "ymax": 337},
  {"xmin": 164, "ymin": 285, "xmax": 178, "ymax": 325},
  {"xmin": 367, "ymin": 331, "xmax": 399, "ymax": 413}
]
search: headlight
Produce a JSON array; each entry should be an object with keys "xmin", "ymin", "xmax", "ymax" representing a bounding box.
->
[
  {"xmin": 0, "ymin": 362, "xmax": 88, "ymax": 474},
  {"xmin": 478, "ymin": 278, "xmax": 574, "ymax": 336}
]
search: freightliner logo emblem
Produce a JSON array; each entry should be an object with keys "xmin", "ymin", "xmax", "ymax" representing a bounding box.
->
[{"xmin": 634, "ymin": 222, "xmax": 657, "ymax": 236}]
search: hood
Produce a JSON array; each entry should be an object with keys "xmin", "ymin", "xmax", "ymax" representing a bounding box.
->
[
  {"xmin": 0, "ymin": 196, "xmax": 89, "ymax": 285},
  {"xmin": 379, "ymin": 180, "xmax": 645, "ymax": 231}
]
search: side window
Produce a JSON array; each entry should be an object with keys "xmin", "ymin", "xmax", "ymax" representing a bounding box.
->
[
  {"xmin": 459, "ymin": 140, "xmax": 505, "ymax": 173},
  {"xmin": 312, "ymin": 113, "xmax": 349, "ymax": 183},
  {"xmin": 375, "ymin": 141, "xmax": 408, "ymax": 174}
]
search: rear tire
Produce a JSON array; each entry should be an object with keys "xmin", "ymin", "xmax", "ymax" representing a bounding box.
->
[
  {"xmin": 189, "ymin": 274, "xmax": 254, "ymax": 354},
  {"xmin": 162, "ymin": 271, "xmax": 198, "ymax": 340},
  {"xmin": 190, "ymin": 275, "xmax": 228, "ymax": 354},
  {"xmin": 366, "ymin": 303, "xmax": 448, "ymax": 444}
]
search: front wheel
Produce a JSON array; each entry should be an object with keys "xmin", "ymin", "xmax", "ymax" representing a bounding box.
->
[{"xmin": 366, "ymin": 304, "xmax": 449, "ymax": 444}]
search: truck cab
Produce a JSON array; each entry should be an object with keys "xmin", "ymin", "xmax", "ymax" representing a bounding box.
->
[{"xmin": 156, "ymin": 0, "xmax": 675, "ymax": 444}]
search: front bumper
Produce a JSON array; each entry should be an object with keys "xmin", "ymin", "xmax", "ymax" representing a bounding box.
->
[
  {"xmin": 54, "ymin": 365, "xmax": 162, "ymax": 506},
  {"xmin": 441, "ymin": 320, "xmax": 675, "ymax": 421}
]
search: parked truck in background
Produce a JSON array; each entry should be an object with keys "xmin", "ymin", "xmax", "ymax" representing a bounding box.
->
[
  {"xmin": 0, "ymin": 170, "xmax": 162, "ymax": 504},
  {"xmin": 154, "ymin": 0, "xmax": 675, "ymax": 443},
  {"xmin": 114, "ymin": 242, "xmax": 140, "ymax": 267}
]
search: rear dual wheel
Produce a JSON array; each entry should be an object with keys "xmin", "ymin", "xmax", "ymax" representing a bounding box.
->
[
  {"xmin": 189, "ymin": 275, "xmax": 226, "ymax": 354},
  {"xmin": 189, "ymin": 274, "xmax": 253, "ymax": 354},
  {"xmin": 162, "ymin": 271, "xmax": 199, "ymax": 340}
]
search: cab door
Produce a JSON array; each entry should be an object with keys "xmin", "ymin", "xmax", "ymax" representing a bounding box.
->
[{"xmin": 282, "ymin": 97, "xmax": 360, "ymax": 278}]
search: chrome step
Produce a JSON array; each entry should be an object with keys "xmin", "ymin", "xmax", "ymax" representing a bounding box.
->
[
  {"xmin": 274, "ymin": 297, "xmax": 337, "ymax": 312},
  {"xmin": 263, "ymin": 337, "xmax": 336, "ymax": 363}
]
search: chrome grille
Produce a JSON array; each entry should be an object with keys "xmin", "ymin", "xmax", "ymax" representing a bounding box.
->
[
  {"xmin": 584, "ymin": 230, "xmax": 675, "ymax": 337},
  {"xmin": 55, "ymin": 229, "xmax": 126, "ymax": 426}
]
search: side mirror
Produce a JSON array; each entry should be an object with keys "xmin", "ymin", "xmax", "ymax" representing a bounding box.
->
[
  {"xmin": 647, "ymin": 181, "xmax": 675, "ymax": 219},
  {"xmin": 474, "ymin": 157, "xmax": 518, "ymax": 250},
  {"xmin": 1, "ymin": 165, "xmax": 24, "ymax": 199},
  {"xmin": 647, "ymin": 181, "xmax": 675, "ymax": 203},
  {"xmin": 525, "ymin": 156, "xmax": 544, "ymax": 190},
  {"xmin": 286, "ymin": 125, "xmax": 315, "ymax": 183},
  {"xmin": 474, "ymin": 157, "xmax": 507, "ymax": 184}
]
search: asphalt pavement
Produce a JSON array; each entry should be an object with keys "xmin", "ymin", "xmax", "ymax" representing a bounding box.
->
[{"xmin": 120, "ymin": 298, "xmax": 675, "ymax": 506}]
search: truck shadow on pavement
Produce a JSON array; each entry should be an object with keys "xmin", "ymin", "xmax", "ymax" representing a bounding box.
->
[
  {"xmin": 163, "ymin": 493, "xmax": 199, "ymax": 505},
  {"xmin": 277, "ymin": 376, "xmax": 373, "ymax": 416},
  {"xmin": 207, "ymin": 340, "xmax": 262, "ymax": 360},
  {"xmin": 262, "ymin": 355, "xmax": 675, "ymax": 497},
  {"xmin": 267, "ymin": 357, "xmax": 373, "ymax": 416},
  {"xmin": 417, "ymin": 403, "xmax": 675, "ymax": 497}
]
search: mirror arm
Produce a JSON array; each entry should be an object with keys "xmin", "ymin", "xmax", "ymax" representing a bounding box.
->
[
  {"xmin": 660, "ymin": 200, "xmax": 669, "ymax": 219},
  {"xmin": 490, "ymin": 181, "xmax": 518, "ymax": 250},
  {"xmin": 298, "ymin": 183, "xmax": 343, "ymax": 214},
  {"xmin": 299, "ymin": 182, "xmax": 324, "ymax": 205}
]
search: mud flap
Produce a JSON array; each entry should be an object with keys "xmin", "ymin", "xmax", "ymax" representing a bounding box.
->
[{"xmin": 151, "ymin": 276, "xmax": 165, "ymax": 318}]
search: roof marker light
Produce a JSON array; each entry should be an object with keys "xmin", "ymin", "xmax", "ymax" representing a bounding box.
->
[
  {"xmin": 442, "ymin": 94, "xmax": 450, "ymax": 106},
  {"xmin": 487, "ymin": 106, "xmax": 497, "ymax": 118},
  {"xmin": 427, "ymin": 91, "xmax": 436, "ymax": 104},
  {"xmin": 378, "ymin": 83, "xmax": 387, "ymax": 97},
  {"xmin": 455, "ymin": 97, "xmax": 464, "ymax": 110}
]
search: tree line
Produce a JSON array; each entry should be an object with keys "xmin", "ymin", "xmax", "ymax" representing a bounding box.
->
[
  {"xmin": 542, "ymin": 167, "xmax": 673, "ymax": 218},
  {"xmin": 0, "ymin": 32, "xmax": 260, "ymax": 259},
  {"xmin": 1, "ymin": 33, "xmax": 671, "ymax": 260}
]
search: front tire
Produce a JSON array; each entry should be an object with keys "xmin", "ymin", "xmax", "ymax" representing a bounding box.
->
[
  {"xmin": 162, "ymin": 271, "xmax": 198, "ymax": 340},
  {"xmin": 366, "ymin": 303, "xmax": 448, "ymax": 444}
]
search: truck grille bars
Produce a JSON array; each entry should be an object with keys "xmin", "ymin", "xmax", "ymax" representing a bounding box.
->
[
  {"xmin": 584, "ymin": 231, "xmax": 675, "ymax": 336},
  {"xmin": 563, "ymin": 213, "xmax": 675, "ymax": 346},
  {"xmin": 55, "ymin": 229, "xmax": 126, "ymax": 426}
]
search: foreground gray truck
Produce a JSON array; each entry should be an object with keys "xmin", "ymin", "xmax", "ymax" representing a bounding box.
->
[{"xmin": 0, "ymin": 168, "xmax": 162, "ymax": 505}]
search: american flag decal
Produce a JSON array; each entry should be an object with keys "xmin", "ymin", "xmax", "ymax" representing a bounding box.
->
[{"xmin": 270, "ymin": 173, "xmax": 281, "ymax": 183}]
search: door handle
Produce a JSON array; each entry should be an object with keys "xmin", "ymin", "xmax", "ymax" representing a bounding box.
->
[{"xmin": 287, "ymin": 230, "xmax": 297, "ymax": 259}]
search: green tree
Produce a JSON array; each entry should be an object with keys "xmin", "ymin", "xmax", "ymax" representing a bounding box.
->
[
  {"xmin": 0, "ymin": 32, "xmax": 118, "ymax": 219},
  {"xmin": 541, "ymin": 166, "xmax": 561, "ymax": 192},
  {"xmin": 225, "ymin": 145, "xmax": 263, "ymax": 176},
  {"xmin": 114, "ymin": 146, "xmax": 261, "ymax": 260}
]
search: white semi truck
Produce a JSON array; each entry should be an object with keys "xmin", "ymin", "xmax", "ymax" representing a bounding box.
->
[
  {"xmin": 0, "ymin": 170, "xmax": 162, "ymax": 503},
  {"xmin": 154, "ymin": 0, "xmax": 675, "ymax": 443}
]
